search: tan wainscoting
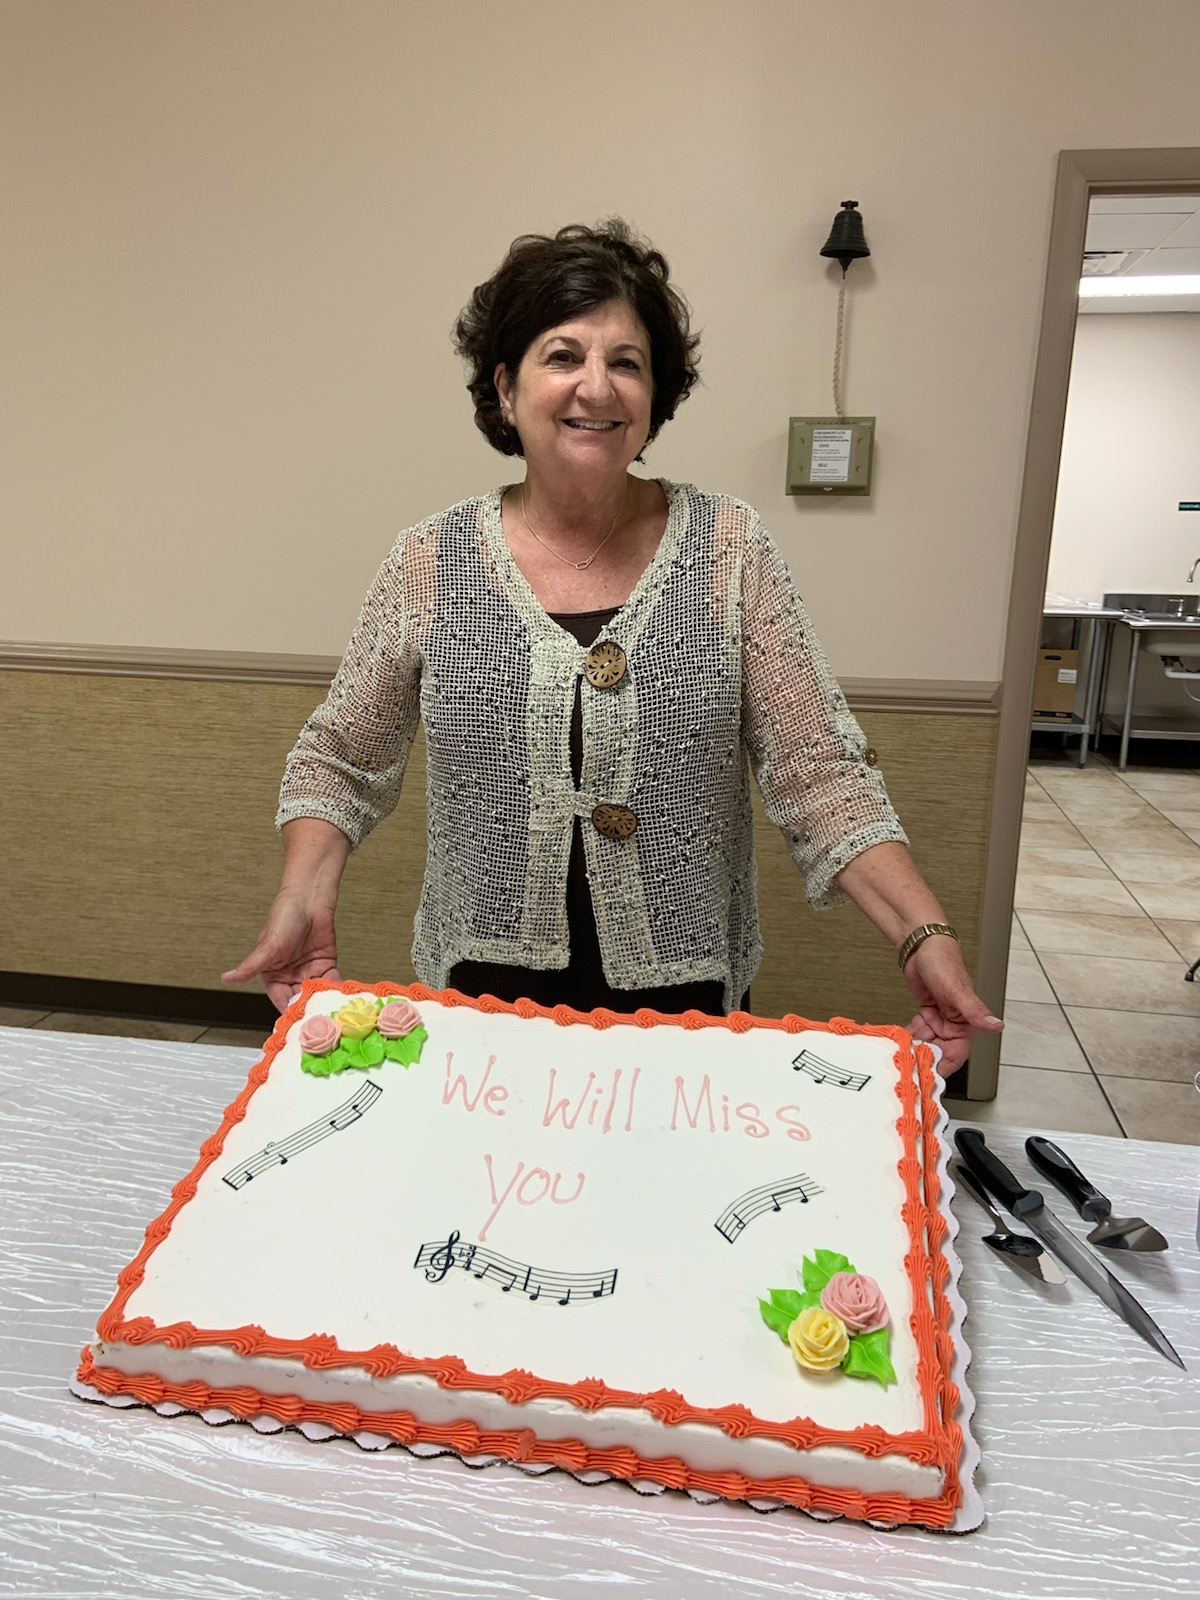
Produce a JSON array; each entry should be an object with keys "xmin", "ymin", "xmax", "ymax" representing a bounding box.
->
[
  {"xmin": 0, "ymin": 670, "xmax": 427, "ymax": 993},
  {"xmin": 751, "ymin": 712, "xmax": 996, "ymax": 1023},
  {"xmin": 0, "ymin": 669, "xmax": 995, "ymax": 1026}
]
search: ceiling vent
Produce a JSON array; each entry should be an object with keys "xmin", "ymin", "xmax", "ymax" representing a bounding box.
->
[{"xmin": 1081, "ymin": 250, "xmax": 1141, "ymax": 276}]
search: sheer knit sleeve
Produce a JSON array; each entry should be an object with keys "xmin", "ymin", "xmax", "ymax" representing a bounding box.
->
[
  {"xmin": 276, "ymin": 533, "xmax": 424, "ymax": 848},
  {"xmin": 739, "ymin": 512, "xmax": 907, "ymax": 907}
]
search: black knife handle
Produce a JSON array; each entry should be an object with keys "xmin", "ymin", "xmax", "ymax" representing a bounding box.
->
[
  {"xmin": 954, "ymin": 1128, "xmax": 1044, "ymax": 1218},
  {"xmin": 1025, "ymin": 1136, "xmax": 1112, "ymax": 1223}
]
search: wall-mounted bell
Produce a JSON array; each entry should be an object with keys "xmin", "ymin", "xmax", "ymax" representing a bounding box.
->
[{"xmin": 820, "ymin": 201, "xmax": 870, "ymax": 272}]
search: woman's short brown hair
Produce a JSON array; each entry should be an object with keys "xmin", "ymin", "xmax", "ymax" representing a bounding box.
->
[{"xmin": 453, "ymin": 219, "xmax": 700, "ymax": 458}]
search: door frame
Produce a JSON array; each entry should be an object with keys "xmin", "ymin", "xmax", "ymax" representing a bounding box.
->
[{"xmin": 967, "ymin": 147, "xmax": 1200, "ymax": 1099}]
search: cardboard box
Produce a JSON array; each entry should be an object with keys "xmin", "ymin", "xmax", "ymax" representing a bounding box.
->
[{"xmin": 1033, "ymin": 648, "xmax": 1079, "ymax": 717}]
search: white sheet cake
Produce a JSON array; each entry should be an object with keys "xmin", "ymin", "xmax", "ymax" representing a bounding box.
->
[{"xmin": 75, "ymin": 981, "xmax": 980, "ymax": 1530}]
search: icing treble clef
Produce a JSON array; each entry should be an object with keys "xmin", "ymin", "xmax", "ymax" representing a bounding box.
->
[{"xmin": 424, "ymin": 1230, "xmax": 462, "ymax": 1283}]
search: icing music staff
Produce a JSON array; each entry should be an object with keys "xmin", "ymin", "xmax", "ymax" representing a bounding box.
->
[
  {"xmin": 714, "ymin": 1172, "xmax": 825, "ymax": 1244},
  {"xmin": 792, "ymin": 1050, "xmax": 871, "ymax": 1092},
  {"xmin": 221, "ymin": 1080, "xmax": 383, "ymax": 1190},
  {"xmin": 415, "ymin": 1231, "xmax": 617, "ymax": 1305}
]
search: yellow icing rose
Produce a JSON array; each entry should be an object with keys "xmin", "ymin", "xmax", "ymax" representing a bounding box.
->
[
  {"xmin": 335, "ymin": 996, "xmax": 381, "ymax": 1040},
  {"xmin": 787, "ymin": 1306, "xmax": 850, "ymax": 1373}
]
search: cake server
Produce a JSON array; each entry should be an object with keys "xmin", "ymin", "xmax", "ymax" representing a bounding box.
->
[
  {"xmin": 952, "ymin": 1163, "xmax": 1065, "ymax": 1283},
  {"xmin": 954, "ymin": 1129, "xmax": 1185, "ymax": 1370},
  {"xmin": 1024, "ymin": 1135, "xmax": 1169, "ymax": 1251}
]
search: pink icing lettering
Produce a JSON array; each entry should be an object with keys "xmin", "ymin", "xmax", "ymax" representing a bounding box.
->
[
  {"xmin": 482, "ymin": 1084, "xmax": 508, "ymax": 1117},
  {"xmin": 601, "ymin": 1068, "xmax": 623, "ymax": 1133},
  {"xmin": 735, "ymin": 1101, "xmax": 770, "ymax": 1138},
  {"xmin": 550, "ymin": 1170, "xmax": 586, "ymax": 1205},
  {"xmin": 480, "ymin": 1156, "xmax": 587, "ymax": 1238},
  {"xmin": 442, "ymin": 1053, "xmax": 497, "ymax": 1113},
  {"xmin": 623, "ymin": 1067, "xmax": 641, "ymax": 1132},
  {"xmin": 671, "ymin": 1074, "xmax": 715, "ymax": 1132},
  {"xmin": 480, "ymin": 1154, "xmax": 523, "ymax": 1241},
  {"xmin": 775, "ymin": 1105, "xmax": 812, "ymax": 1142},
  {"xmin": 542, "ymin": 1068, "xmax": 597, "ymax": 1129},
  {"xmin": 516, "ymin": 1167, "xmax": 551, "ymax": 1205}
]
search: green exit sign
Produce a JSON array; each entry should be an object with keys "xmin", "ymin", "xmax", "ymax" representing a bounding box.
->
[{"xmin": 1181, "ymin": 502, "xmax": 1200, "ymax": 511}]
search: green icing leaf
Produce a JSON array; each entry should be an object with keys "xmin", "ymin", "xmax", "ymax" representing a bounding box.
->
[
  {"xmin": 300, "ymin": 1045, "xmax": 352, "ymax": 1076},
  {"xmin": 759, "ymin": 1297, "xmax": 796, "ymax": 1343},
  {"xmin": 383, "ymin": 1024, "xmax": 427, "ymax": 1068},
  {"xmin": 359, "ymin": 1031, "xmax": 386, "ymax": 1067},
  {"xmin": 841, "ymin": 1326, "xmax": 896, "ymax": 1386},
  {"xmin": 759, "ymin": 1287, "xmax": 821, "ymax": 1343},
  {"xmin": 768, "ymin": 1288, "xmax": 807, "ymax": 1321},
  {"xmin": 801, "ymin": 1249, "xmax": 855, "ymax": 1296},
  {"xmin": 301, "ymin": 1022, "xmax": 428, "ymax": 1077}
]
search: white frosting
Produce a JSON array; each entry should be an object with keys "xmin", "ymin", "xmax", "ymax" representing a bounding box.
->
[{"xmin": 107, "ymin": 989, "xmax": 950, "ymax": 1502}]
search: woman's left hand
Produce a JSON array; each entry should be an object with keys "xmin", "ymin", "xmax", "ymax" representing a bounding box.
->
[{"xmin": 902, "ymin": 935, "xmax": 1003, "ymax": 1077}]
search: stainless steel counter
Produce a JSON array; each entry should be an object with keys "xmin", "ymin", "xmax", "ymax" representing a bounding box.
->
[{"xmin": 1036, "ymin": 607, "xmax": 1122, "ymax": 766}]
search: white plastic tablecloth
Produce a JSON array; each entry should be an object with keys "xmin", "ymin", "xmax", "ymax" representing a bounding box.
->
[{"xmin": 2, "ymin": 1025, "xmax": 1198, "ymax": 1599}]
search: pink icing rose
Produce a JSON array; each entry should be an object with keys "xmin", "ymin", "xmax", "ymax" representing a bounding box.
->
[
  {"xmin": 819, "ymin": 1272, "xmax": 889, "ymax": 1334},
  {"xmin": 377, "ymin": 999, "xmax": 421, "ymax": 1039},
  {"xmin": 298, "ymin": 1013, "xmax": 341, "ymax": 1056}
]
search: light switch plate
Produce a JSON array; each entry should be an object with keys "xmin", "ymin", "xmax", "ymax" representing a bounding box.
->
[{"xmin": 787, "ymin": 416, "xmax": 874, "ymax": 496}]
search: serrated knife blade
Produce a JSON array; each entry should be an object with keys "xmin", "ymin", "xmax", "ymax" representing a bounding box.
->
[{"xmin": 955, "ymin": 1129, "xmax": 1185, "ymax": 1370}]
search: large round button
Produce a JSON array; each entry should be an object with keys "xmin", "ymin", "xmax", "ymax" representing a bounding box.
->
[
  {"xmin": 584, "ymin": 641, "xmax": 627, "ymax": 689},
  {"xmin": 591, "ymin": 803, "xmax": 638, "ymax": 840}
]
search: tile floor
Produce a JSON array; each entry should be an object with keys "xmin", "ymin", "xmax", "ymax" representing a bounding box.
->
[
  {"xmin": 950, "ymin": 749, "xmax": 1200, "ymax": 1146},
  {"xmin": 5, "ymin": 761, "xmax": 1199, "ymax": 1146}
]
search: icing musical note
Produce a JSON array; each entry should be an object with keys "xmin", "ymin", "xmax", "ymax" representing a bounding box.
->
[
  {"xmin": 222, "ymin": 1080, "xmax": 383, "ymax": 1190},
  {"xmin": 413, "ymin": 1234, "xmax": 618, "ymax": 1306},
  {"xmin": 713, "ymin": 1173, "xmax": 825, "ymax": 1243},
  {"xmin": 791, "ymin": 1049, "xmax": 871, "ymax": 1092}
]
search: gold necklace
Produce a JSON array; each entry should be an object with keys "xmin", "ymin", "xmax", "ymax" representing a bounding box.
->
[{"xmin": 520, "ymin": 480, "xmax": 629, "ymax": 571}]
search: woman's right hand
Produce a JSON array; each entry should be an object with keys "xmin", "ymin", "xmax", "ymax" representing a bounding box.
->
[
  {"xmin": 223, "ymin": 818, "xmax": 352, "ymax": 1012},
  {"xmin": 221, "ymin": 891, "xmax": 341, "ymax": 1014}
]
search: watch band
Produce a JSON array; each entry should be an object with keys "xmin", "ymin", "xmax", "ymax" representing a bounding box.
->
[{"xmin": 897, "ymin": 922, "xmax": 959, "ymax": 971}]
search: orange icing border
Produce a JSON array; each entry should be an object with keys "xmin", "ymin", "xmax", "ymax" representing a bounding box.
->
[{"xmin": 81, "ymin": 980, "xmax": 963, "ymax": 1527}]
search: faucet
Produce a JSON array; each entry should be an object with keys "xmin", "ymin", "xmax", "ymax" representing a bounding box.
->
[{"xmin": 1190, "ymin": 557, "xmax": 1200, "ymax": 584}]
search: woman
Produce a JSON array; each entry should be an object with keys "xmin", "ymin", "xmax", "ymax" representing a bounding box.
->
[{"xmin": 223, "ymin": 221, "xmax": 1000, "ymax": 1073}]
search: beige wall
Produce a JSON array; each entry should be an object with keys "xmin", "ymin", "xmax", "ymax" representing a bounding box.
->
[
  {"xmin": 1050, "ymin": 314, "xmax": 1200, "ymax": 601},
  {"xmin": 5, "ymin": 1, "xmax": 1200, "ymax": 680}
]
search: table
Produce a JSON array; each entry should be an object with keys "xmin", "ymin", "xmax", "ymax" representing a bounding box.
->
[
  {"xmin": 1107, "ymin": 615, "xmax": 1200, "ymax": 770},
  {"xmin": 2, "ymin": 1027, "xmax": 1198, "ymax": 1599},
  {"xmin": 1037, "ymin": 606, "xmax": 1122, "ymax": 767}
]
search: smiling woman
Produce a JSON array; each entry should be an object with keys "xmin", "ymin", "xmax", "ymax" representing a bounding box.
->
[{"xmin": 223, "ymin": 219, "xmax": 1000, "ymax": 1072}]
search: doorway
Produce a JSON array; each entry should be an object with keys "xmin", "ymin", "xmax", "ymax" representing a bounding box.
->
[{"xmin": 969, "ymin": 149, "xmax": 1200, "ymax": 1135}]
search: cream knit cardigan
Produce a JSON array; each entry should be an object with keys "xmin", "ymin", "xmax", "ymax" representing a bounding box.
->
[{"xmin": 278, "ymin": 480, "xmax": 906, "ymax": 1010}]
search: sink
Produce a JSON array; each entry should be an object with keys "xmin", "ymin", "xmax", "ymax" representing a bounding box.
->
[
  {"xmin": 1104, "ymin": 590, "xmax": 1200, "ymax": 619},
  {"xmin": 1102, "ymin": 592, "xmax": 1200, "ymax": 652}
]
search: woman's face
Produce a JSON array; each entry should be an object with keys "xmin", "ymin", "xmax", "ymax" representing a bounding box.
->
[{"xmin": 496, "ymin": 300, "xmax": 653, "ymax": 482}]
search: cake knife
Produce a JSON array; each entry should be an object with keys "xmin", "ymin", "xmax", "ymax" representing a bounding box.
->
[
  {"xmin": 1024, "ymin": 1135, "xmax": 1169, "ymax": 1251},
  {"xmin": 953, "ymin": 1162, "xmax": 1066, "ymax": 1283},
  {"xmin": 954, "ymin": 1129, "xmax": 1185, "ymax": 1370}
]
